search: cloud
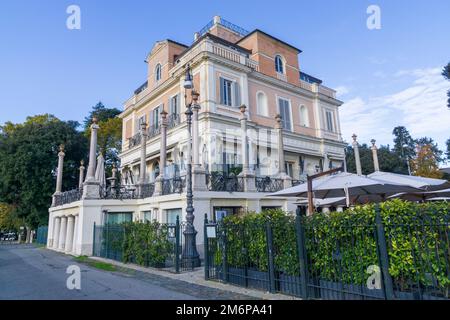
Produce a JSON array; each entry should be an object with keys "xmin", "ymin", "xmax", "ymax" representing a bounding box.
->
[
  {"xmin": 335, "ymin": 86, "xmax": 350, "ymax": 97},
  {"xmin": 339, "ymin": 67, "xmax": 450, "ymax": 148}
]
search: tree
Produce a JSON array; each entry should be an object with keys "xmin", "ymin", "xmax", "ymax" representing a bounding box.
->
[
  {"xmin": 0, "ymin": 115, "xmax": 88, "ymax": 228},
  {"xmin": 84, "ymin": 102, "xmax": 122, "ymax": 175},
  {"xmin": 446, "ymin": 138, "xmax": 450, "ymax": 162},
  {"xmin": 443, "ymin": 62, "xmax": 450, "ymax": 109},
  {"xmin": 392, "ymin": 126, "xmax": 415, "ymax": 159},
  {"xmin": 415, "ymin": 137, "xmax": 443, "ymax": 163},
  {"xmin": 410, "ymin": 144, "xmax": 443, "ymax": 178},
  {"xmin": 0, "ymin": 203, "xmax": 20, "ymax": 231}
]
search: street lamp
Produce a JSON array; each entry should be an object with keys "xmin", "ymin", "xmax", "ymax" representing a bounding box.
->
[{"xmin": 181, "ymin": 64, "xmax": 200, "ymax": 268}]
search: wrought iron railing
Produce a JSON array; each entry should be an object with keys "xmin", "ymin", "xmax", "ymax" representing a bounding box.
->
[
  {"xmin": 206, "ymin": 172, "xmax": 244, "ymax": 192},
  {"xmin": 128, "ymin": 133, "xmax": 141, "ymax": 149},
  {"xmin": 167, "ymin": 113, "xmax": 181, "ymax": 130},
  {"xmin": 256, "ymin": 177, "xmax": 284, "ymax": 193},
  {"xmin": 53, "ymin": 189, "xmax": 82, "ymax": 207},
  {"xmin": 101, "ymin": 183, "xmax": 154, "ymax": 200},
  {"xmin": 162, "ymin": 176, "xmax": 186, "ymax": 195},
  {"xmin": 148, "ymin": 124, "xmax": 161, "ymax": 139},
  {"xmin": 292, "ymin": 179, "xmax": 304, "ymax": 187}
]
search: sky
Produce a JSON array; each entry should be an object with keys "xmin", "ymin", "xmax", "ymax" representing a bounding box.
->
[{"xmin": 0, "ymin": 0, "xmax": 449, "ymax": 153}]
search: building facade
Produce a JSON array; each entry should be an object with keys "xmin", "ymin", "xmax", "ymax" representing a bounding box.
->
[{"xmin": 47, "ymin": 16, "xmax": 345, "ymax": 257}]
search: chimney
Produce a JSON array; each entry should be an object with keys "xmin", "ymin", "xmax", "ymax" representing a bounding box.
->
[
  {"xmin": 371, "ymin": 139, "xmax": 380, "ymax": 172},
  {"xmin": 352, "ymin": 134, "xmax": 362, "ymax": 175}
]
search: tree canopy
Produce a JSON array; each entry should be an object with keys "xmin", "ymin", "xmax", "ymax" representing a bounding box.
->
[
  {"xmin": 443, "ymin": 62, "xmax": 450, "ymax": 109},
  {"xmin": 0, "ymin": 115, "xmax": 88, "ymax": 228}
]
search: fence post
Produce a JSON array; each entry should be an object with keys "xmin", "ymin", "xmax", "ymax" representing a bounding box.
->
[
  {"xmin": 221, "ymin": 226, "xmax": 229, "ymax": 283},
  {"xmin": 266, "ymin": 220, "xmax": 276, "ymax": 293},
  {"xmin": 375, "ymin": 204, "xmax": 395, "ymax": 300},
  {"xmin": 295, "ymin": 208, "xmax": 309, "ymax": 299},
  {"xmin": 204, "ymin": 214, "xmax": 209, "ymax": 280},
  {"xmin": 92, "ymin": 222, "xmax": 96, "ymax": 256},
  {"xmin": 175, "ymin": 216, "xmax": 180, "ymax": 273}
]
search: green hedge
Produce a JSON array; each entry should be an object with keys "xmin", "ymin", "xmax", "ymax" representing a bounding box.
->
[{"xmin": 216, "ymin": 200, "xmax": 450, "ymax": 294}]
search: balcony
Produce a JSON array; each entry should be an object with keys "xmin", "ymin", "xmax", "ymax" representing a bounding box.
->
[
  {"xmin": 53, "ymin": 189, "xmax": 82, "ymax": 207},
  {"xmin": 162, "ymin": 176, "xmax": 186, "ymax": 195},
  {"xmin": 206, "ymin": 172, "xmax": 244, "ymax": 192}
]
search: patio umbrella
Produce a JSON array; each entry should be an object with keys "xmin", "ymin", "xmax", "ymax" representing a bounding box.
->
[
  {"xmin": 269, "ymin": 172, "xmax": 421, "ymax": 200},
  {"xmin": 295, "ymin": 194, "xmax": 386, "ymax": 207},
  {"xmin": 367, "ymin": 171, "xmax": 450, "ymax": 191},
  {"xmin": 94, "ymin": 153, "xmax": 106, "ymax": 188},
  {"xmin": 388, "ymin": 188, "xmax": 450, "ymax": 202}
]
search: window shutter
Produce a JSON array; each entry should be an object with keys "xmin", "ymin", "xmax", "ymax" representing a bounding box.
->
[
  {"xmin": 234, "ymin": 82, "xmax": 241, "ymax": 107},
  {"xmin": 219, "ymin": 77, "xmax": 225, "ymax": 104}
]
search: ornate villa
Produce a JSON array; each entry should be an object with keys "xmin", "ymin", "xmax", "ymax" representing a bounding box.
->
[{"xmin": 47, "ymin": 16, "xmax": 345, "ymax": 257}]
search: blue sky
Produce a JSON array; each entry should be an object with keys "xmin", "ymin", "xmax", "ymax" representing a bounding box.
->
[{"xmin": 0, "ymin": 0, "xmax": 449, "ymax": 152}]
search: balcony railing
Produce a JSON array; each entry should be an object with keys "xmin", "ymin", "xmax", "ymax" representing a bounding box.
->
[
  {"xmin": 256, "ymin": 176, "xmax": 284, "ymax": 193},
  {"xmin": 53, "ymin": 189, "xmax": 82, "ymax": 207},
  {"xmin": 128, "ymin": 133, "xmax": 141, "ymax": 149},
  {"xmin": 101, "ymin": 183, "xmax": 155, "ymax": 200},
  {"xmin": 162, "ymin": 176, "xmax": 186, "ymax": 195},
  {"xmin": 167, "ymin": 113, "xmax": 181, "ymax": 130},
  {"xmin": 206, "ymin": 172, "xmax": 244, "ymax": 192}
]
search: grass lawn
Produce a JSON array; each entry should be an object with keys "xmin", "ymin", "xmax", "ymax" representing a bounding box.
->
[{"xmin": 74, "ymin": 255, "xmax": 117, "ymax": 272}]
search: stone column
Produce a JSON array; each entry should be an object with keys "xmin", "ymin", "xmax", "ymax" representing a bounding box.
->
[
  {"xmin": 78, "ymin": 160, "xmax": 85, "ymax": 190},
  {"xmin": 52, "ymin": 145, "xmax": 65, "ymax": 206},
  {"xmin": 65, "ymin": 216, "xmax": 74, "ymax": 253},
  {"xmin": 160, "ymin": 110, "xmax": 168, "ymax": 173},
  {"xmin": 371, "ymin": 139, "xmax": 380, "ymax": 172},
  {"xmin": 191, "ymin": 91, "xmax": 207, "ymax": 191},
  {"xmin": 111, "ymin": 164, "xmax": 117, "ymax": 188},
  {"xmin": 72, "ymin": 215, "xmax": 78, "ymax": 254},
  {"xmin": 52, "ymin": 217, "xmax": 61, "ymax": 249},
  {"xmin": 58, "ymin": 216, "xmax": 67, "ymax": 251},
  {"xmin": 83, "ymin": 118, "xmax": 100, "ymax": 199},
  {"xmin": 275, "ymin": 114, "xmax": 292, "ymax": 189},
  {"xmin": 139, "ymin": 122, "xmax": 148, "ymax": 184},
  {"xmin": 352, "ymin": 134, "xmax": 363, "ymax": 176},
  {"xmin": 238, "ymin": 105, "xmax": 256, "ymax": 192}
]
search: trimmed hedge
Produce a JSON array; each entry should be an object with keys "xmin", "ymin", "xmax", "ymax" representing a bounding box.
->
[{"xmin": 216, "ymin": 200, "xmax": 450, "ymax": 295}]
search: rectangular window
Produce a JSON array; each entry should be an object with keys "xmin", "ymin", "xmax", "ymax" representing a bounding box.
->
[
  {"xmin": 136, "ymin": 115, "xmax": 146, "ymax": 134},
  {"xmin": 220, "ymin": 77, "xmax": 233, "ymax": 106},
  {"xmin": 142, "ymin": 211, "xmax": 152, "ymax": 222},
  {"xmin": 106, "ymin": 212, "xmax": 133, "ymax": 225},
  {"xmin": 170, "ymin": 95, "xmax": 179, "ymax": 116},
  {"xmin": 151, "ymin": 106, "xmax": 161, "ymax": 128},
  {"xmin": 278, "ymin": 98, "xmax": 292, "ymax": 131},
  {"xmin": 326, "ymin": 110, "xmax": 334, "ymax": 132},
  {"xmin": 213, "ymin": 207, "xmax": 243, "ymax": 222},
  {"xmin": 166, "ymin": 208, "xmax": 181, "ymax": 224},
  {"xmin": 285, "ymin": 162, "xmax": 294, "ymax": 178}
]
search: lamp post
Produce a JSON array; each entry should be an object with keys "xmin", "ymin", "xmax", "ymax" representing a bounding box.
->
[{"xmin": 181, "ymin": 64, "xmax": 200, "ymax": 268}]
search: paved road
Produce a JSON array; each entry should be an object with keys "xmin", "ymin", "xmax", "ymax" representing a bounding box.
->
[{"xmin": 0, "ymin": 245, "xmax": 252, "ymax": 300}]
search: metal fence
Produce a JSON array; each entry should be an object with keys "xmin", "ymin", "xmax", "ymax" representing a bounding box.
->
[
  {"xmin": 53, "ymin": 189, "xmax": 82, "ymax": 206},
  {"xmin": 92, "ymin": 217, "xmax": 195, "ymax": 273},
  {"xmin": 36, "ymin": 226, "xmax": 48, "ymax": 245},
  {"xmin": 204, "ymin": 207, "xmax": 450, "ymax": 300}
]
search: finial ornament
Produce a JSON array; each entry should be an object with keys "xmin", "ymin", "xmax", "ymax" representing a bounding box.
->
[
  {"xmin": 92, "ymin": 117, "xmax": 98, "ymax": 124},
  {"xmin": 59, "ymin": 144, "xmax": 65, "ymax": 152},
  {"xmin": 352, "ymin": 134, "xmax": 357, "ymax": 142},
  {"xmin": 191, "ymin": 90, "xmax": 199, "ymax": 103},
  {"xmin": 80, "ymin": 159, "xmax": 85, "ymax": 166},
  {"xmin": 371, "ymin": 139, "xmax": 376, "ymax": 147},
  {"xmin": 239, "ymin": 104, "xmax": 247, "ymax": 114}
]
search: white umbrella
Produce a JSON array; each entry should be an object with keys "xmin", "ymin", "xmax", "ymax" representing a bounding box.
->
[
  {"xmin": 270, "ymin": 172, "xmax": 420, "ymax": 200},
  {"xmin": 94, "ymin": 153, "xmax": 106, "ymax": 188},
  {"xmin": 388, "ymin": 188, "xmax": 450, "ymax": 202},
  {"xmin": 368, "ymin": 171, "xmax": 450, "ymax": 191},
  {"xmin": 295, "ymin": 194, "xmax": 386, "ymax": 207}
]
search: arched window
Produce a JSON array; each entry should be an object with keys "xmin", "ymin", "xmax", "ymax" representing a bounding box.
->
[
  {"xmin": 256, "ymin": 91, "xmax": 268, "ymax": 116},
  {"xmin": 275, "ymin": 55, "xmax": 284, "ymax": 74},
  {"xmin": 155, "ymin": 63, "xmax": 162, "ymax": 82},
  {"xmin": 299, "ymin": 105, "xmax": 309, "ymax": 127}
]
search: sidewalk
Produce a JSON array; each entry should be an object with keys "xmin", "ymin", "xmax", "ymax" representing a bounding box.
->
[{"xmin": 89, "ymin": 256, "xmax": 301, "ymax": 300}]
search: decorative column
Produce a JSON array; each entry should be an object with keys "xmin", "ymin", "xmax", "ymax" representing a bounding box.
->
[
  {"xmin": 191, "ymin": 91, "xmax": 207, "ymax": 191},
  {"xmin": 65, "ymin": 216, "xmax": 74, "ymax": 253},
  {"xmin": 352, "ymin": 134, "xmax": 363, "ymax": 176},
  {"xmin": 58, "ymin": 216, "xmax": 67, "ymax": 251},
  {"xmin": 52, "ymin": 217, "xmax": 61, "ymax": 249},
  {"xmin": 371, "ymin": 139, "xmax": 380, "ymax": 172},
  {"xmin": 52, "ymin": 145, "xmax": 65, "ymax": 206},
  {"xmin": 110, "ymin": 164, "xmax": 117, "ymax": 188},
  {"xmin": 238, "ymin": 105, "xmax": 256, "ymax": 192},
  {"xmin": 82, "ymin": 118, "xmax": 100, "ymax": 199},
  {"xmin": 138, "ymin": 122, "xmax": 148, "ymax": 197},
  {"xmin": 275, "ymin": 114, "xmax": 292, "ymax": 189},
  {"xmin": 72, "ymin": 215, "xmax": 78, "ymax": 254},
  {"xmin": 78, "ymin": 160, "xmax": 85, "ymax": 190}
]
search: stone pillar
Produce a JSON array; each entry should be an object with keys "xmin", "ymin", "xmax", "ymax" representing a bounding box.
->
[
  {"xmin": 160, "ymin": 111, "xmax": 168, "ymax": 173},
  {"xmin": 65, "ymin": 216, "xmax": 74, "ymax": 253},
  {"xmin": 138, "ymin": 122, "xmax": 148, "ymax": 197},
  {"xmin": 352, "ymin": 134, "xmax": 362, "ymax": 176},
  {"xmin": 78, "ymin": 160, "xmax": 85, "ymax": 190},
  {"xmin": 52, "ymin": 145, "xmax": 65, "ymax": 206},
  {"xmin": 238, "ymin": 105, "xmax": 256, "ymax": 192},
  {"xmin": 371, "ymin": 139, "xmax": 380, "ymax": 172},
  {"xmin": 111, "ymin": 164, "xmax": 117, "ymax": 188},
  {"xmin": 58, "ymin": 216, "xmax": 67, "ymax": 251},
  {"xmin": 72, "ymin": 215, "xmax": 78, "ymax": 254},
  {"xmin": 191, "ymin": 92, "xmax": 207, "ymax": 191},
  {"xmin": 83, "ymin": 118, "xmax": 100, "ymax": 199},
  {"xmin": 275, "ymin": 114, "xmax": 292, "ymax": 189},
  {"xmin": 52, "ymin": 217, "xmax": 61, "ymax": 249}
]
